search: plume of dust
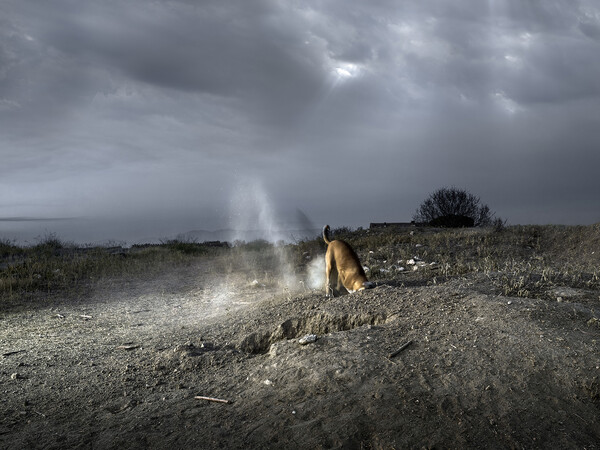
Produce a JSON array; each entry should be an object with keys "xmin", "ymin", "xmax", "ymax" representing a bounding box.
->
[
  {"xmin": 307, "ymin": 256, "xmax": 326, "ymax": 290},
  {"xmin": 229, "ymin": 177, "xmax": 288, "ymax": 244},
  {"xmin": 215, "ymin": 177, "xmax": 302, "ymax": 311}
]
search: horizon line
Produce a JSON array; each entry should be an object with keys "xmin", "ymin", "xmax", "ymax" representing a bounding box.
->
[{"xmin": 0, "ymin": 217, "xmax": 79, "ymax": 222}]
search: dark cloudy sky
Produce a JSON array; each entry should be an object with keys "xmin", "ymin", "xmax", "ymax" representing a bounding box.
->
[{"xmin": 2, "ymin": 0, "xmax": 600, "ymax": 244}]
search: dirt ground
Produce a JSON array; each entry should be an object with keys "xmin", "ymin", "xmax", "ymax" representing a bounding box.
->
[{"xmin": 1, "ymin": 256, "xmax": 599, "ymax": 449}]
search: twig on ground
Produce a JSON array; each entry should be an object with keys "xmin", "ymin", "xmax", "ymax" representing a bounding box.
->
[
  {"xmin": 388, "ymin": 340, "xmax": 413, "ymax": 359},
  {"xmin": 116, "ymin": 344, "xmax": 140, "ymax": 351},
  {"xmin": 80, "ymin": 315, "xmax": 92, "ymax": 320},
  {"xmin": 195, "ymin": 396, "xmax": 232, "ymax": 404},
  {"xmin": 2, "ymin": 350, "xmax": 26, "ymax": 358}
]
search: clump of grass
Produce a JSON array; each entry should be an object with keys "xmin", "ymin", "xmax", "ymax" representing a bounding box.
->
[
  {"xmin": 31, "ymin": 232, "xmax": 75, "ymax": 256},
  {"xmin": 160, "ymin": 239, "xmax": 210, "ymax": 255},
  {"xmin": 0, "ymin": 238, "xmax": 23, "ymax": 258}
]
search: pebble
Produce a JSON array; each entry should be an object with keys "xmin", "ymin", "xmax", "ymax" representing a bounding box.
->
[{"xmin": 298, "ymin": 334, "xmax": 318, "ymax": 345}]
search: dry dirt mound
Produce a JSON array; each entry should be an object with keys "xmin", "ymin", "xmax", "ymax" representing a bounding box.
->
[{"xmin": 1, "ymin": 264, "xmax": 599, "ymax": 449}]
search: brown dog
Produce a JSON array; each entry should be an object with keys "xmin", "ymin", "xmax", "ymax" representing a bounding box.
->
[{"xmin": 323, "ymin": 225, "xmax": 374, "ymax": 297}]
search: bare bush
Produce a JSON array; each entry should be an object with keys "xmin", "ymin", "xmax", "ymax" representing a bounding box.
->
[{"xmin": 413, "ymin": 187, "xmax": 499, "ymax": 227}]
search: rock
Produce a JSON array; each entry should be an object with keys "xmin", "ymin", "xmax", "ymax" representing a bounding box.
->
[
  {"xmin": 298, "ymin": 334, "xmax": 318, "ymax": 345},
  {"xmin": 268, "ymin": 343, "xmax": 279, "ymax": 357}
]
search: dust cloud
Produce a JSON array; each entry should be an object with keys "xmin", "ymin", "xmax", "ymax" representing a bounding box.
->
[{"xmin": 200, "ymin": 177, "xmax": 326, "ymax": 315}]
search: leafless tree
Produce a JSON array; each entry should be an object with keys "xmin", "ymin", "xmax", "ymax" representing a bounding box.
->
[{"xmin": 413, "ymin": 187, "xmax": 499, "ymax": 227}]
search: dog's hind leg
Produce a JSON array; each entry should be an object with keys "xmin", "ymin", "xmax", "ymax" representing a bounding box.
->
[
  {"xmin": 336, "ymin": 273, "xmax": 344, "ymax": 295},
  {"xmin": 325, "ymin": 251, "xmax": 336, "ymax": 297}
]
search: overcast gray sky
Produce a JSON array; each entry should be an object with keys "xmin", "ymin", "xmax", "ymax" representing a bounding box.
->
[{"xmin": 2, "ymin": 0, "xmax": 600, "ymax": 244}]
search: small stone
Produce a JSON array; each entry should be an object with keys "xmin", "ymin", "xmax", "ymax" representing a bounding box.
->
[
  {"xmin": 298, "ymin": 334, "xmax": 318, "ymax": 345},
  {"xmin": 268, "ymin": 343, "xmax": 279, "ymax": 357}
]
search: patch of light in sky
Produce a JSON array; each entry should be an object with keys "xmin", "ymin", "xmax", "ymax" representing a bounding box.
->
[{"xmin": 334, "ymin": 62, "xmax": 360, "ymax": 79}]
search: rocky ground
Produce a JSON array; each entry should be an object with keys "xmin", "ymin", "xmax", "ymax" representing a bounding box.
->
[{"xmin": 1, "ymin": 252, "xmax": 599, "ymax": 449}]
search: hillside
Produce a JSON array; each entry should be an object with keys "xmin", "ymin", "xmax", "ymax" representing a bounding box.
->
[{"xmin": 1, "ymin": 225, "xmax": 599, "ymax": 448}]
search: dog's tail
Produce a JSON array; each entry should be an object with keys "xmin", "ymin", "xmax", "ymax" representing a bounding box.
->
[{"xmin": 323, "ymin": 225, "xmax": 332, "ymax": 245}]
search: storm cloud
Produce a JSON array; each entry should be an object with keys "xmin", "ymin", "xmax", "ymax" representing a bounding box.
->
[{"xmin": 1, "ymin": 0, "xmax": 599, "ymax": 243}]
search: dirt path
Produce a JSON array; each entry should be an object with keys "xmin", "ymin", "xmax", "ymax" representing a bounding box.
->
[{"xmin": 1, "ymin": 258, "xmax": 599, "ymax": 448}]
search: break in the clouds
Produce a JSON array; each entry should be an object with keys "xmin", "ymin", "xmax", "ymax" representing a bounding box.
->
[{"xmin": 1, "ymin": 0, "xmax": 599, "ymax": 243}]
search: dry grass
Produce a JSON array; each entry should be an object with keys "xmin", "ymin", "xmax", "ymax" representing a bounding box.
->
[
  {"xmin": 0, "ymin": 234, "xmax": 224, "ymax": 298},
  {"xmin": 1, "ymin": 225, "xmax": 599, "ymax": 301},
  {"xmin": 301, "ymin": 224, "xmax": 600, "ymax": 300}
]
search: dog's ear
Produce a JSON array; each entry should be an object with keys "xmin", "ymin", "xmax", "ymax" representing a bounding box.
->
[{"xmin": 363, "ymin": 281, "xmax": 375, "ymax": 289}]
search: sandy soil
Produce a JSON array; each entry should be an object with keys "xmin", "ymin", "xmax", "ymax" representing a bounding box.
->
[{"xmin": 1, "ymin": 257, "xmax": 599, "ymax": 449}]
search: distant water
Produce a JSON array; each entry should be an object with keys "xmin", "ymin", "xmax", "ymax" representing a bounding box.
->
[
  {"xmin": 0, "ymin": 217, "xmax": 321, "ymax": 247},
  {"xmin": 183, "ymin": 228, "xmax": 322, "ymax": 245}
]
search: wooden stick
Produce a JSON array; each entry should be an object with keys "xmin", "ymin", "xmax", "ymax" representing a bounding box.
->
[
  {"xmin": 388, "ymin": 340, "xmax": 413, "ymax": 358},
  {"xmin": 116, "ymin": 344, "xmax": 140, "ymax": 351},
  {"xmin": 195, "ymin": 396, "xmax": 231, "ymax": 404},
  {"xmin": 2, "ymin": 350, "xmax": 26, "ymax": 358}
]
